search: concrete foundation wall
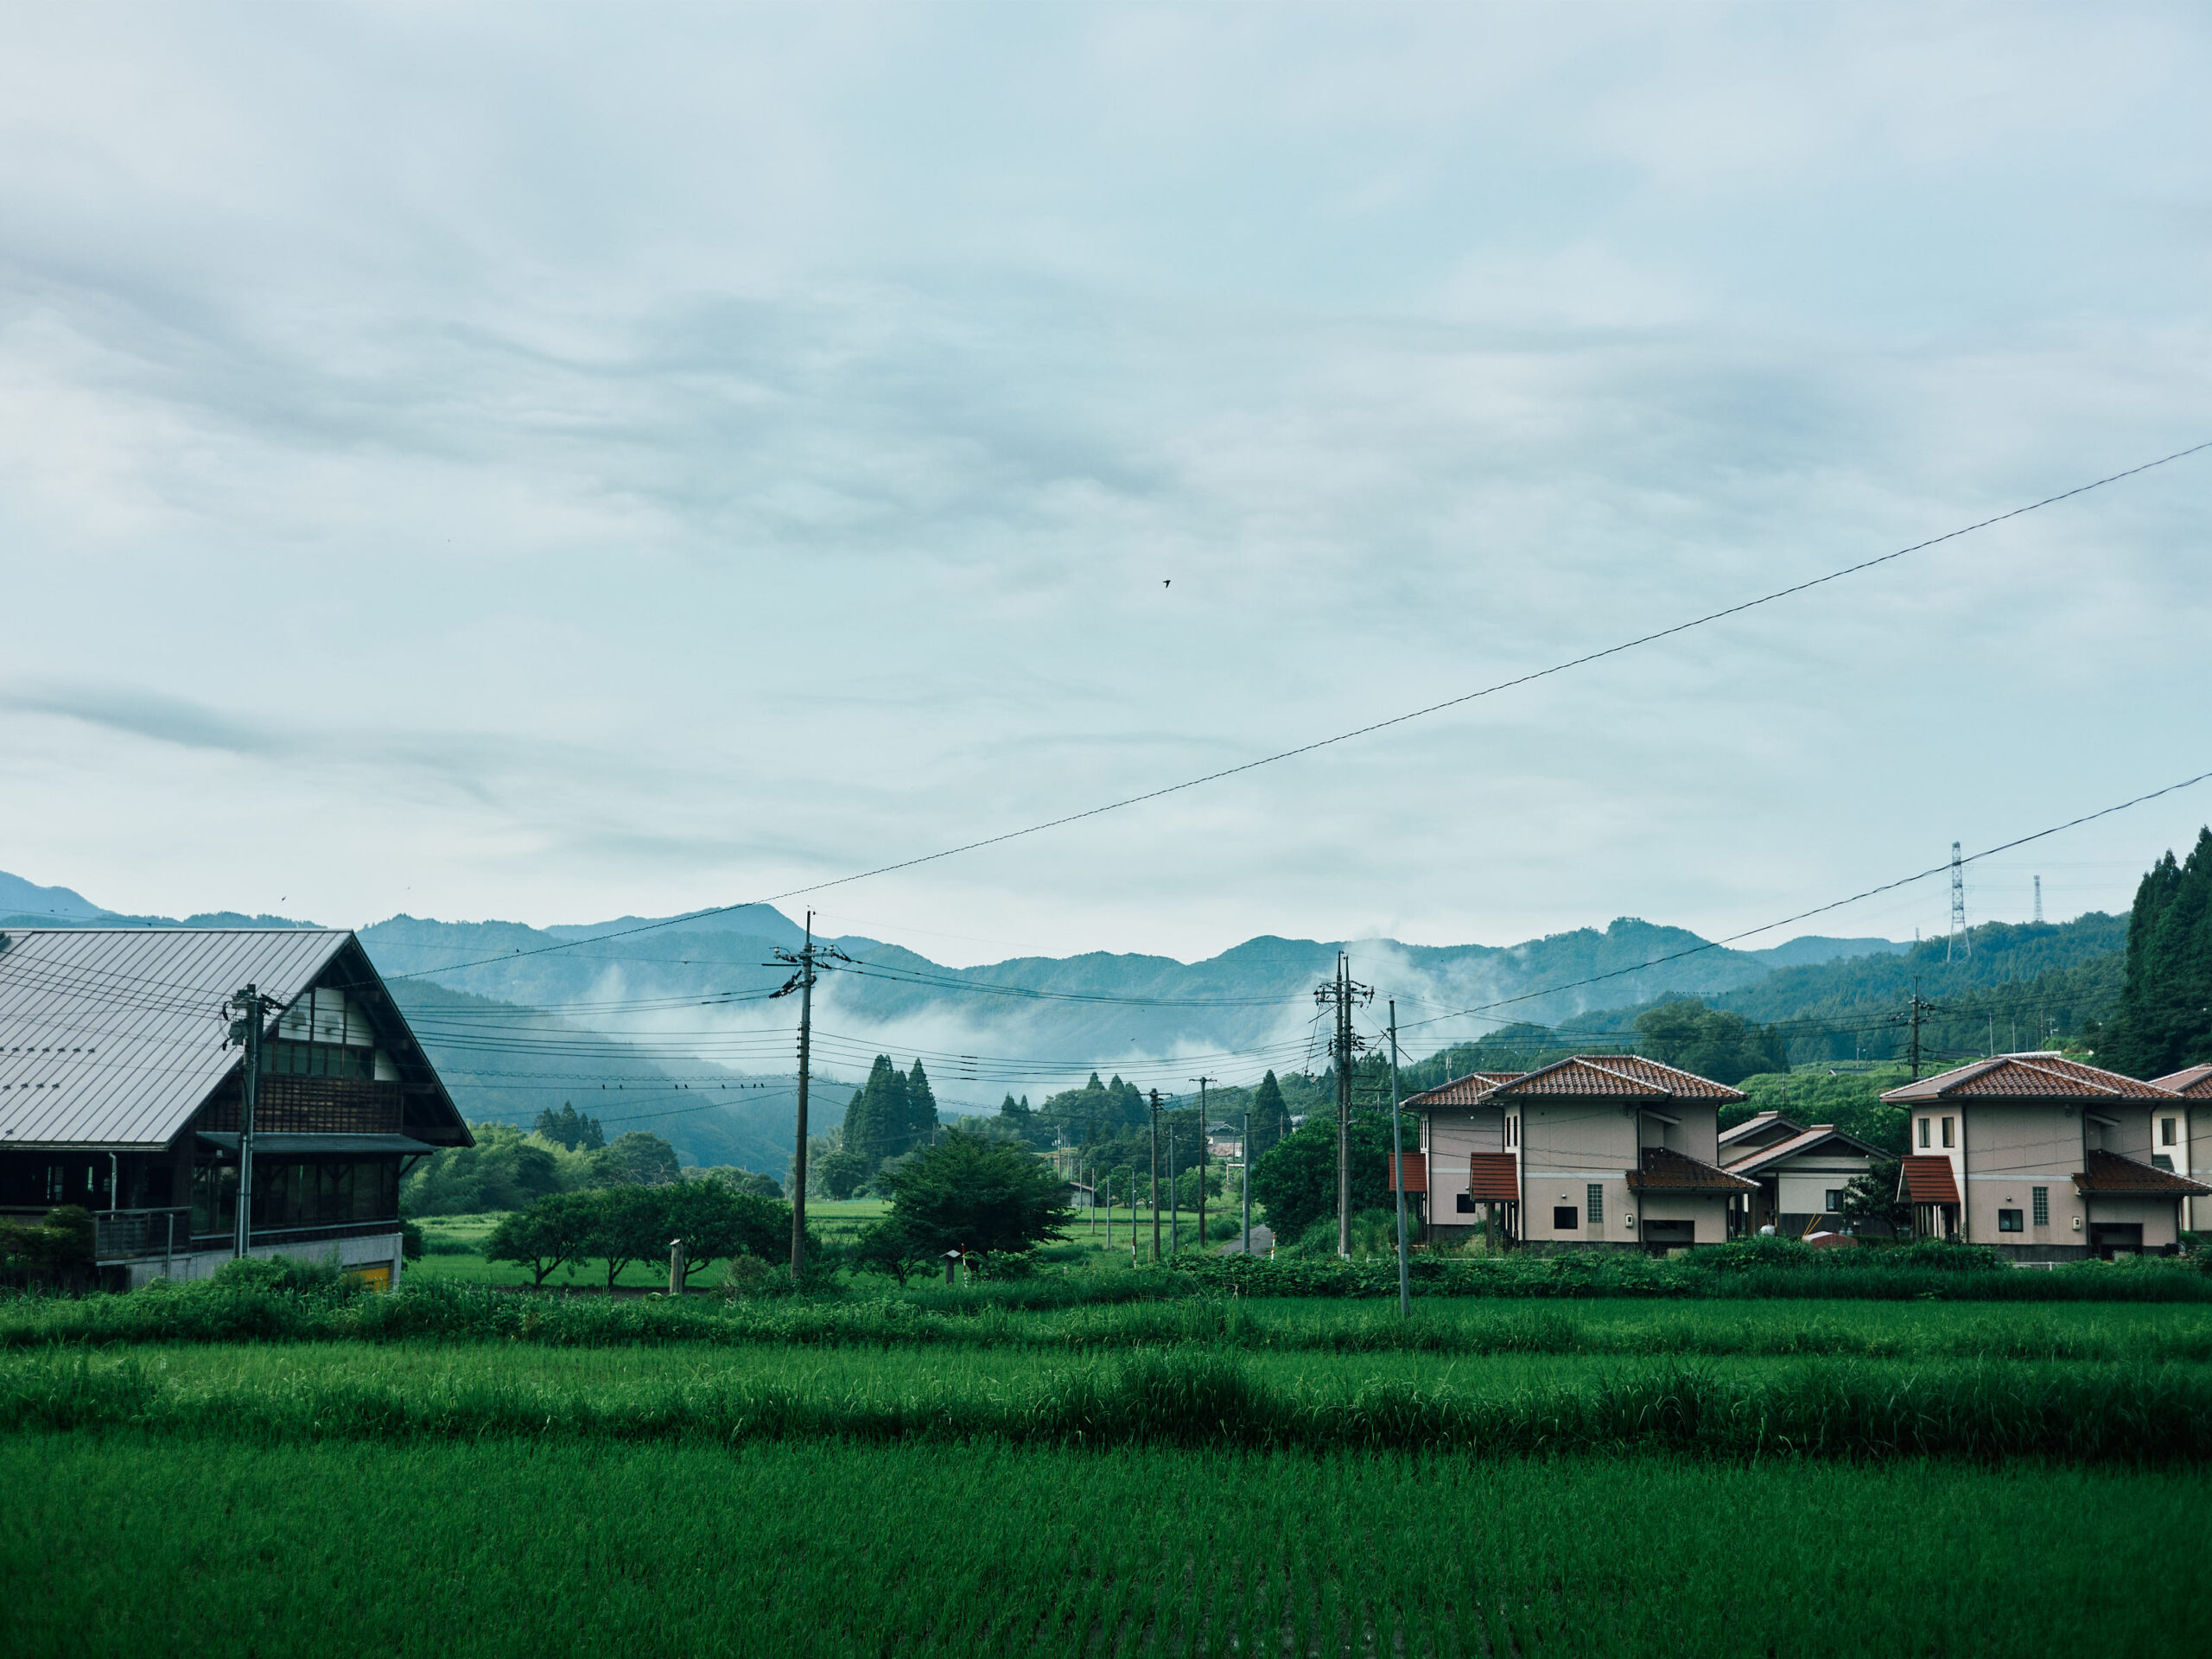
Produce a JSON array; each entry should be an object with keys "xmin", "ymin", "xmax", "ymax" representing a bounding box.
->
[{"xmin": 118, "ymin": 1230, "xmax": 404, "ymax": 1290}]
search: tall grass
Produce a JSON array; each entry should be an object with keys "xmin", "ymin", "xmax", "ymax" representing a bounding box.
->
[{"xmin": 9, "ymin": 1344, "xmax": 2210, "ymax": 1462}]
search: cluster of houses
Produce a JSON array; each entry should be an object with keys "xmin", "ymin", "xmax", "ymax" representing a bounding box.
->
[
  {"xmin": 5, "ymin": 921, "xmax": 2210, "ymax": 1287},
  {"xmin": 0, "ymin": 928, "xmax": 471, "ymax": 1289},
  {"xmin": 1400, "ymin": 1049, "xmax": 2210, "ymax": 1260}
]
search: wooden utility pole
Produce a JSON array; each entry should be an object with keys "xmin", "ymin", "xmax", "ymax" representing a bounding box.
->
[
  {"xmin": 770, "ymin": 914, "xmax": 850, "ymax": 1281},
  {"xmin": 225, "ymin": 983, "xmax": 269, "ymax": 1261},
  {"xmin": 1147, "ymin": 1089, "xmax": 1163, "ymax": 1265}
]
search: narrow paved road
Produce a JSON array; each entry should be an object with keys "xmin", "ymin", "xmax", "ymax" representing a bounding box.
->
[{"xmin": 1217, "ymin": 1224, "xmax": 1274, "ymax": 1255}]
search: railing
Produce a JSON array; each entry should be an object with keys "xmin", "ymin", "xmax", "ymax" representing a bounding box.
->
[{"xmin": 93, "ymin": 1208, "xmax": 190, "ymax": 1262}]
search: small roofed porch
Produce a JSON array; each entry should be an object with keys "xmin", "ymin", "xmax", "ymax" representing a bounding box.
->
[
  {"xmin": 2073, "ymin": 1149, "xmax": 2209, "ymax": 1259},
  {"xmin": 1624, "ymin": 1147, "xmax": 1755, "ymax": 1255}
]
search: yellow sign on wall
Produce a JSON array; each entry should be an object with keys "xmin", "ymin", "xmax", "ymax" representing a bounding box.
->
[{"xmin": 348, "ymin": 1263, "xmax": 393, "ymax": 1293}]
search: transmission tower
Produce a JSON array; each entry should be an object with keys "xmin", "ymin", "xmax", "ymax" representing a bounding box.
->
[
  {"xmin": 2033, "ymin": 874, "xmax": 2044, "ymax": 925},
  {"xmin": 1946, "ymin": 842, "xmax": 1969, "ymax": 961}
]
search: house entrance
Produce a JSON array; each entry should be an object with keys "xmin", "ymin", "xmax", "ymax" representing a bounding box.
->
[
  {"xmin": 1642, "ymin": 1219, "xmax": 1694, "ymax": 1255},
  {"xmin": 2089, "ymin": 1223, "xmax": 2143, "ymax": 1261}
]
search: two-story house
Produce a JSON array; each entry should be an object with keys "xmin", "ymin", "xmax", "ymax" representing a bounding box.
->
[
  {"xmin": 1406, "ymin": 1055, "xmax": 1755, "ymax": 1253},
  {"xmin": 2148, "ymin": 1065, "xmax": 2209, "ymax": 1234},
  {"xmin": 1882, "ymin": 1053, "xmax": 2209, "ymax": 1260}
]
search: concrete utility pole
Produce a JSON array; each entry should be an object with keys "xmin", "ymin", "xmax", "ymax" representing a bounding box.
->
[
  {"xmin": 1906, "ymin": 976, "xmax": 1936, "ymax": 1081},
  {"xmin": 1389, "ymin": 1001, "xmax": 1410, "ymax": 1319},
  {"xmin": 1313, "ymin": 953, "xmax": 1374, "ymax": 1257},
  {"xmin": 1190, "ymin": 1076, "xmax": 1214, "ymax": 1252},
  {"xmin": 1240, "ymin": 1106, "xmax": 1251, "ymax": 1255},
  {"xmin": 1147, "ymin": 1089, "xmax": 1163, "ymax": 1265},
  {"xmin": 770, "ymin": 914, "xmax": 851, "ymax": 1281},
  {"xmin": 225, "ymin": 984, "xmax": 268, "ymax": 1261}
]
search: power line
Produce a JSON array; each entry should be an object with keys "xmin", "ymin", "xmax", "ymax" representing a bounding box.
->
[{"xmin": 386, "ymin": 438, "xmax": 2212, "ymax": 984}]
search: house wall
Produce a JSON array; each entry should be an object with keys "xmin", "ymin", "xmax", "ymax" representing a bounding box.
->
[
  {"xmin": 2084, "ymin": 1196, "xmax": 2181, "ymax": 1252},
  {"xmin": 1519, "ymin": 1099, "xmax": 1635, "ymax": 1245},
  {"xmin": 1774, "ymin": 1155, "xmax": 1873, "ymax": 1217},
  {"xmin": 1958, "ymin": 1102, "xmax": 2084, "ymax": 1248},
  {"xmin": 118, "ymin": 1227, "xmax": 405, "ymax": 1290},
  {"xmin": 2189, "ymin": 1106, "xmax": 2210, "ymax": 1232},
  {"xmin": 1637, "ymin": 1191, "xmax": 1729, "ymax": 1245},
  {"xmin": 1421, "ymin": 1109, "xmax": 1503, "ymax": 1224}
]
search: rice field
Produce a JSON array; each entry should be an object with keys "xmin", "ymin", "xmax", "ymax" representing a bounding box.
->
[{"xmin": 5, "ymin": 1435, "xmax": 2200, "ymax": 1658}]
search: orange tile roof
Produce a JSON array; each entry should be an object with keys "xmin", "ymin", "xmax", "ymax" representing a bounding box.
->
[
  {"xmin": 1474, "ymin": 1054, "xmax": 1747, "ymax": 1103},
  {"xmin": 2151, "ymin": 1065, "xmax": 2212, "ymax": 1099},
  {"xmin": 2072, "ymin": 1148, "xmax": 2212, "ymax": 1197},
  {"xmin": 1466, "ymin": 1153, "xmax": 1520, "ymax": 1202},
  {"xmin": 1624, "ymin": 1147, "xmax": 1757, "ymax": 1192},
  {"xmin": 1897, "ymin": 1156, "xmax": 1961, "ymax": 1205},
  {"xmin": 1883, "ymin": 1055, "xmax": 2178, "ymax": 1103},
  {"xmin": 1401, "ymin": 1072, "xmax": 1523, "ymax": 1109},
  {"xmin": 1718, "ymin": 1109, "xmax": 1803, "ymax": 1148}
]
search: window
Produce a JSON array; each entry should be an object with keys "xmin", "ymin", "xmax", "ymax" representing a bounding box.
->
[
  {"xmin": 1941, "ymin": 1116, "xmax": 1955, "ymax": 1149},
  {"xmin": 1825, "ymin": 1190, "xmax": 1844, "ymax": 1213},
  {"xmin": 1998, "ymin": 1209, "xmax": 2024, "ymax": 1233},
  {"xmin": 1552, "ymin": 1205, "xmax": 1578, "ymax": 1231},
  {"xmin": 2031, "ymin": 1187, "xmax": 2049, "ymax": 1225},
  {"xmin": 1455, "ymin": 1192, "xmax": 1476, "ymax": 1214},
  {"xmin": 2162, "ymin": 1116, "xmax": 2178, "ymax": 1147},
  {"xmin": 1506, "ymin": 1116, "xmax": 1518, "ymax": 1148},
  {"xmin": 2153, "ymin": 1154, "xmax": 2174, "ymax": 1173},
  {"xmin": 1918, "ymin": 1118, "xmax": 1931, "ymax": 1148},
  {"xmin": 1586, "ymin": 1184, "xmax": 1605, "ymax": 1224}
]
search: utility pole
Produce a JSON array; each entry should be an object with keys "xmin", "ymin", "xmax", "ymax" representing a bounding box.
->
[
  {"xmin": 770, "ymin": 914, "xmax": 851, "ymax": 1282},
  {"xmin": 1240, "ymin": 1106, "xmax": 1251, "ymax": 1255},
  {"xmin": 1190, "ymin": 1077, "xmax": 1214, "ymax": 1253},
  {"xmin": 1169, "ymin": 1111, "xmax": 1181, "ymax": 1257},
  {"xmin": 1313, "ymin": 952, "xmax": 1374, "ymax": 1257},
  {"xmin": 1906, "ymin": 976, "xmax": 1935, "ymax": 1081},
  {"xmin": 1389, "ymin": 1001, "xmax": 1410, "ymax": 1319},
  {"xmin": 224, "ymin": 983, "xmax": 269, "ymax": 1261},
  {"xmin": 1147, "ymin": 1089, "xmax": 1163, "ymax": 1265}
]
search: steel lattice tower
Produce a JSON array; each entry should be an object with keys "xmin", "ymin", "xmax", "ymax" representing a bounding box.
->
[{"xmin": 1947, "ymin": 841, "xmax": 1969, "ymax": 960}]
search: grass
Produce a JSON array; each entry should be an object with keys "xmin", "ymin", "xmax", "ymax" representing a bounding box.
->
[
  {"xmin": 9, "ymin": 1341, "xmax": 2212, "ymax": 1461},
  {"xmin": 4, "ymin": 1436, "xmax": 2202, "ymax": 1657}
]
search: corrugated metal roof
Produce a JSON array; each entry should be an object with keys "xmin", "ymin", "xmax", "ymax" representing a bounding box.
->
[
  {"xmin": 2151, "ymin": 1065, "xmax": 2212, "ymax": 1099},
  {"xmin": 1883, "ymin": 1054, "xmax": 2177, "ymax": 1103},
  {"xmin": 1722, "ymin": 1123, "xmax": 1885, "ymax": 1177},
  {"xmin": 0, "ymin": 929, "xmax": 352, "ymax": 1147}
]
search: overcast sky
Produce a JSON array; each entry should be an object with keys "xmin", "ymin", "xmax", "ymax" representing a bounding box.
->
[{"xmin": 3, "ymin": 3, "xmax": 2208, "ymax": 967}]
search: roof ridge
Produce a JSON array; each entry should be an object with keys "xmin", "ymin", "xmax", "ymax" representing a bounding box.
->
[
  {"xmin": 2006, "ymin": 1056, "xmax": 2122, "ymax": 1095},
  {"xmin": 1576, "ymin": 1056, "xmax": 1671, "ymax": 1093}
]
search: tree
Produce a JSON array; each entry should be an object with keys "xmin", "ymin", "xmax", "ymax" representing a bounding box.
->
[
  {"xmin": 1249, "ymin": 1071, "xmax": 1289, "ymax": 1161},
  {"xmin": 1633, "ymin": 999, "xmax": 1789, "ymax": 1084},
  {"xmin": 842, "ymin": 1056, "xmax": 912, "ymax": 1168},
  {"xmin": 1249, "ymin": 1114, "xmax": 1408, "ymax": 1240},
  {"xmin": 484, "ymin": 1192, "xmax": 596, "ymax": 1286},
  {"xmin": 580, "ymin": 1185, "xmax": 667, "ymax": 1288},
  {"xmin": 659, "ymin": 1181, "xmax": 790, "ymax": 1287},
  {"xmin": 590, "ymin": 1131, "xmax": 682, "ymax": 1188},
  {"xmin": 1839, "ymin": 1158, "xmax": 1911, "ymax": 1238},
  {"xmin": 2102, "ymin": 829, "xmax": 2212, "ymax": 1076},
  {"xmin": 814, "ymin": 1149, "xmax": 871, "ymax": 1200},
  {"xmin": 878, "ymin": 1130, "xmax": 1071, "ymax": 1258},
  {"xmin": 533, "ymin": 1103, "xmax": 605, "ymax": 1151},
  {"xmin": 402, "ymin": 1125, "xmax": 563, "ymax": 1214},
  {"xmin": 905, "ymin": 1059, "xmax": 941, "ymax": 1153},
  {"xmin": 849, "ymin": 1217, "xmax": 935, "ymax": 1286}
]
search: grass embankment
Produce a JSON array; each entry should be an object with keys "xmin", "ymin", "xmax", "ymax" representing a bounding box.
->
[
  {"xmin": 4, "ymin": 1437, "xmax": 2198, "ymax": 1657},
  {"xmin": 8, "ymin": 1342, "xmax": 2212, "ymax": 1462}
]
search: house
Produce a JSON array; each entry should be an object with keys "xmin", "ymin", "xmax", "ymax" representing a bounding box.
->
[
  {"xmin": 1718, "ymin": 1112, "xmax": 1886, "ymax": 1236},
  {"xmin": 0, "ymin": 928, "xmax": 471, "ymax": 1289},
  {"xmin": 1404, "ymin": 1056, "xmax": 1755, "ymax": 1253},
  {"xmin": 1205, "ymin": 1124, "xmax": 1243, "ymax": 1161},
  {"xmin": 1881, "ymin": 1053, "xmax": 2209, "ymax": 1260},
  {"xmin": 2147, "ymin": 1065, "xmax": 2210, "ymax": 1234}
]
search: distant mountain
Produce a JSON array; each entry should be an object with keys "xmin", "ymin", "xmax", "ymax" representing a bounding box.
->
[{"xmin": 0, "ymin": 871, "xmax": 111, "ymax": 924}]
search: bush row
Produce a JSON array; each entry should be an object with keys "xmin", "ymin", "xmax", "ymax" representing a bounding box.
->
[{"xmin": 9, "ymin": 1347, "xmax": 2210, "ymax": 1464}]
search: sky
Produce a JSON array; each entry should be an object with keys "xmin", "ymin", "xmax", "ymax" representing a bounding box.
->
[{"xmin": 2, "ymin": 3, "xmax": 2209, "ymax": 969}]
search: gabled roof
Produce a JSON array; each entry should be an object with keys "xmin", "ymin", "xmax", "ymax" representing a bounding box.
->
[
  {"xmin": 1477, "ymin": 1054, "xmax": 1747, "ymax": 1103},
  {"xmin": 2072, "ymin": 1147, "xmax": 2212, "ymax": 1197},
  {"xmin": 0, "ymin": 928, "xmax": 467, "ymax": 1150},
  {"xmin": 1624, "ymin": 1146, "xmax": 1756, "ymax": 1192},
  {"xmin": 1402, "ymin": 1071, "xmax": 1524, "ymax": 1109},
  {"xmin": 1882, "ymin": 1054, "xmax": 2177, "ymax": 1103},
  {"xmin": 1718, "ymin": 1109, "xmax": 1804, "ymax": 1149},
  {"xmin": 1897, "ymin": 1155, "xmax": 1961, "ymax": 1205},
  {"xmin": 1723, "ymin": 1123, "xmax": 1886, "ymax": 1177},
  {"xmin": 2150, "ymin": 1065, "xmax": 2212, "ymax": 1099}
]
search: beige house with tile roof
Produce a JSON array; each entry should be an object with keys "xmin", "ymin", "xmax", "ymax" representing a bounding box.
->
[
  {"xmin": 2147, "ymin": 1065, "xmax": 2211, "ymax": 1233},
  {"xmin": 1404, "ymin": 1055, "xmax": 1754, "ymax": 1253},
  {"xmin": 1882, "ymin": 1054, "xmax": 2209, "ymax": 1260},
  {"xmin": 1719, "ymin": 1114, "xmax": 1886, "ymax": 1237}
]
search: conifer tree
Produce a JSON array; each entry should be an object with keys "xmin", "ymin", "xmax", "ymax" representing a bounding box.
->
[
  {"xmin": 2106, "ymin": 829, "xmax": 2212, "ymax": 1075},
  {"xmin": 1250, "ymin": 1070, "xmax": 1288, "ymax": 1160},
  {"xmin": 905, "ymin": 1059, "xmax": 940, "ymax": 1153}
]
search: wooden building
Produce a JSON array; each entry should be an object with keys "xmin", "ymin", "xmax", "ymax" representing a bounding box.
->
[
  {"xmin": 0, "ymin": 928, "xmax": 471, "ymax": 1289},
  {"xmin": 1404, "ymin": 1055, "xmax": 1755, "ymax": 1253},
  {"xmin": 1882, "ymin": 1054, "xmax": 2208, "ymax": 1260}
]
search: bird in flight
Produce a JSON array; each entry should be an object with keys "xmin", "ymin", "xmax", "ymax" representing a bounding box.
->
[{"xmin": 1162, "ymin": 579, "xmax": 1171, "ymax": 588}]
